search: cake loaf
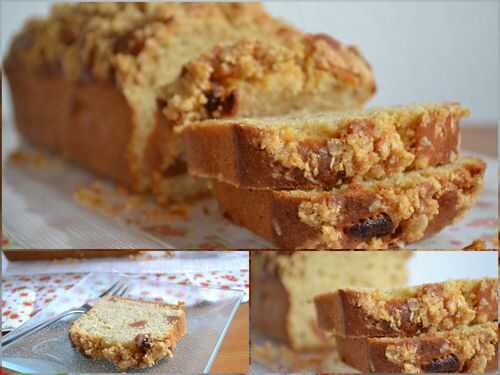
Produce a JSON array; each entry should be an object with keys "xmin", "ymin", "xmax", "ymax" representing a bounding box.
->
[
  {"xmin": 215, "ymin": 157, "xmax": 485, "ymax": 249},
  {"xmin": 181, "ymin": 103, "xmax": 466, "ymax": 190},
  {"xmin": 69, "ymin": 296, "xmax": 186, "ymax": 369},
  {"xmin": 314, "ymin": 278, "xmax": 498, "ymax": 337},
  {"xmin": 335, "ymin": 322, "xmax": 498, "ymax": 373},
  {"xmin": 251, "ymin": 251, "xmax": 410, "ymax": 350},
  {"xmin": 4, "ymin": 3, "xmax": 376, "ymax": 202}
]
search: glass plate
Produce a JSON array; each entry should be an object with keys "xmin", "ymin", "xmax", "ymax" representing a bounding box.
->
[{"xmin": 1, "ymin": 273, "xmax": 243, "ymax": 373}]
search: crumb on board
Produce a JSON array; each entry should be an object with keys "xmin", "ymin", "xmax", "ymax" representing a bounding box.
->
[
  {"xmin": 125, "ymin": 251, "xmax": 174, "ymax": 260},
  {"xmin": 51, "ymin": 257, "xmax": 81, "ymax": 264},
  {"xmin": 73, "ymin": 180, "xmax": 196, "ymax": 236},
  {"xmin": 251, "ymin": 341, "xmax": 347, "ymax": 372},
  {"xmin": 166, "ymin": 206, "xmax": 189, "ymax": 220},
  {"xmin": 10, "ymin": 150, "xmax": 49, "ymax": 166},
  {"xmin": 462, "ymin": 239, "xmax": 487, "ymax": 250},
  {"xmin": 127, "ymin": 251, "xmax": 175, "ymax": 260},
  {"xmin": 73, "ymin": 181, "xmax": 124, "ymax": 217},
  {"xmin": 492, "ymin": 233, "xmax": 499, "ymax": 248}
]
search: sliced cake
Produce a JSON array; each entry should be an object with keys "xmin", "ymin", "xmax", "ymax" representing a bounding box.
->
[
  {"xmin": 251, "ymin": 251, "xmax": 411, "ymax": 350},
  {"xmin": 69, "ymin": 296, "xmax": 186, "ymax": 369},
  {"xmin": 215, "ymin": 157, "xmax": 485, "ymax": 249},
  {"xmin": 335, "ymin": 322, "xmax": 498, "ymax": 373},
  {"xmin": 181, "ymin": 103, "xmax": 466, "ymax": 190},
  {"xmin": 314, "ymin": 278, "xmax": 498, "ymax": 337}
]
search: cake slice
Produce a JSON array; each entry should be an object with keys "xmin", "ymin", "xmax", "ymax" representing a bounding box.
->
[
  {"xmin": 69, "ymin": 296, "xmax": 186, "ymax": 369},
  {"xmin": 214, "ymin": 157, "xmax": 485, "ymax": 249},
  {"xmin": 150, "ymin": 36, "xmax": 375, "ymax": 201},
  {"xmin": 334, "ymin": 322, "xmax": 498, "ymax": 373},
  {"xmin": 181, "ymin": 103, "xmax": 467, "ymax": 190},
  {"xmin": 252, "ymin": 251, "xmax": 411, "ymax": 350},
  {"xmin": 314, "ymin": 278, "xmax": 498, "ymax": 337}
]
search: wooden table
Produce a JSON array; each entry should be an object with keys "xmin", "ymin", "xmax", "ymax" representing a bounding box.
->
[
  {"xmin": 211, "ymin": 303, "xmax": 249, "ymax": 373},
  {"xmin": 461, "ymin": 126, "xmax": 497, "ymax": 157}
]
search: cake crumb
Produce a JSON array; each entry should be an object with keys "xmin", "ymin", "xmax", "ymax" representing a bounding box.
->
[
  {"xmin": 462, "ymin": 239, "xmax": 487, "ymax": 250},
  {"xmin": 73, "ymin": 180, "xmax": 197, "ymax": 239},
  {"xmin": 251, "ymin": 341, "xmax": 349, "ymax": 372},
  {"xmin": 10, "ymin": 150, "xmax": 49, "ymax": 166}
]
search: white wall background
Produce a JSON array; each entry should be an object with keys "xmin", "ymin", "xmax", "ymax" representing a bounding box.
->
[
  {"xmin": 407, "ymin": 251, "xmax": 497, "ymax": 286},
  {"xmin": 1, "ymin": 1, "xmax": 498, "ymax": 125}
]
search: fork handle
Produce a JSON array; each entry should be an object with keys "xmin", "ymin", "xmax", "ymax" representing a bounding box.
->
[{"xmin": 2, "ymin": 308, "xmax": 85, "ymax": 348}]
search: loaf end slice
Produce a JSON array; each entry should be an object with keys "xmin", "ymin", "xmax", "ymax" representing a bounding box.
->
[
  {"xmin": 69, "ymin": 296, "xmax": 186, "ymax": 369},
  {"xmin": 183, "ymin": 103, "xmax": 467, "ymax": 190},
  {"xmin": 335, "ymin": 322, "xmax": 498, "ymax": 373},
  {"xmin": 213, "ymin": 157, "xmax": 485, "ymax": 249},
  {"xmin": 150, "ymin": 36, "xmax": 376, "ymax": 195},
  {"xmin": 314, "ymin": 278, "xmax": 498, "ymax": 337}
]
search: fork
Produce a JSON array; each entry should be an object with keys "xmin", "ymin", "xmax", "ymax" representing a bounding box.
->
[{"xmin": 2, "ymin": 280, "xmax": 129, "ymax": 348}]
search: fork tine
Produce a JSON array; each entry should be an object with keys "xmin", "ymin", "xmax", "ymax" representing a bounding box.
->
[
  {"xmin": 111, "ymin": 283, "xmax": 129, "ymax": 298},
  {"xmin": 98, "ymin": 280, "xmax": 121, "ymax": 299}
]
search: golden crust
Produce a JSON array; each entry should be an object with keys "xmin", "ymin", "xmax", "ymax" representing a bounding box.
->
[
  {"xmin": 182, "ymin": 103, "xmax": 465, "ymax": 190},
  {"xmin": 314, "ymin": 278, "xmax": 498, "ymax": 337},
  {"xmin": 336, "ymin": 322, "xmax": 498, "ymax": 373}
]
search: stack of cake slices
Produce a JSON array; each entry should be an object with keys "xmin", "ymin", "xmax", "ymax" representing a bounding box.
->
[
  {"xmin": 313, "ymin": 278, "xmax": 498, "ymax": 373},
  {"xmin": 180, "ymin": 103, "xmax": 486, "ymax": 249}
]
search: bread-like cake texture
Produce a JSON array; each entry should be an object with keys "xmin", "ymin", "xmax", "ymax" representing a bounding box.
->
[
  {"xmin": 215, "ymin": 157, "xmax": 485, "ymax": 249},
  {"xmin": 182, "ymin": 103, "xmax": 466, "ymax": 190},
  {"xmin": 335, "ymin": 322, "xmax": 498, "ymax": 373},
  {"xmin": 314, "ymin": 278, "xmax": 498, "ymax": 338},
  {"xmin": 4, "ymin": 3, "xmax": 375, "ymax": 202},
  {"xmin": 251, "ymin": 251, "xmax": 410, "ymax": 350},
  {"xmin": 69, "ymin": 296, "xmax": 186, "ymax": 369}
]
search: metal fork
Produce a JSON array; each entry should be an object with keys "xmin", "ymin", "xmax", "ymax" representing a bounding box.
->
[{"xmin": 2, "ymin": 280, "xmax": 129, "ymax": 348}]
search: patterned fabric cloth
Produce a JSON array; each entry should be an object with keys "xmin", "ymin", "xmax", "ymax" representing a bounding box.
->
[{"xmin": 1, "ymin": 269, "xmax": 248, "ymax": 331}]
